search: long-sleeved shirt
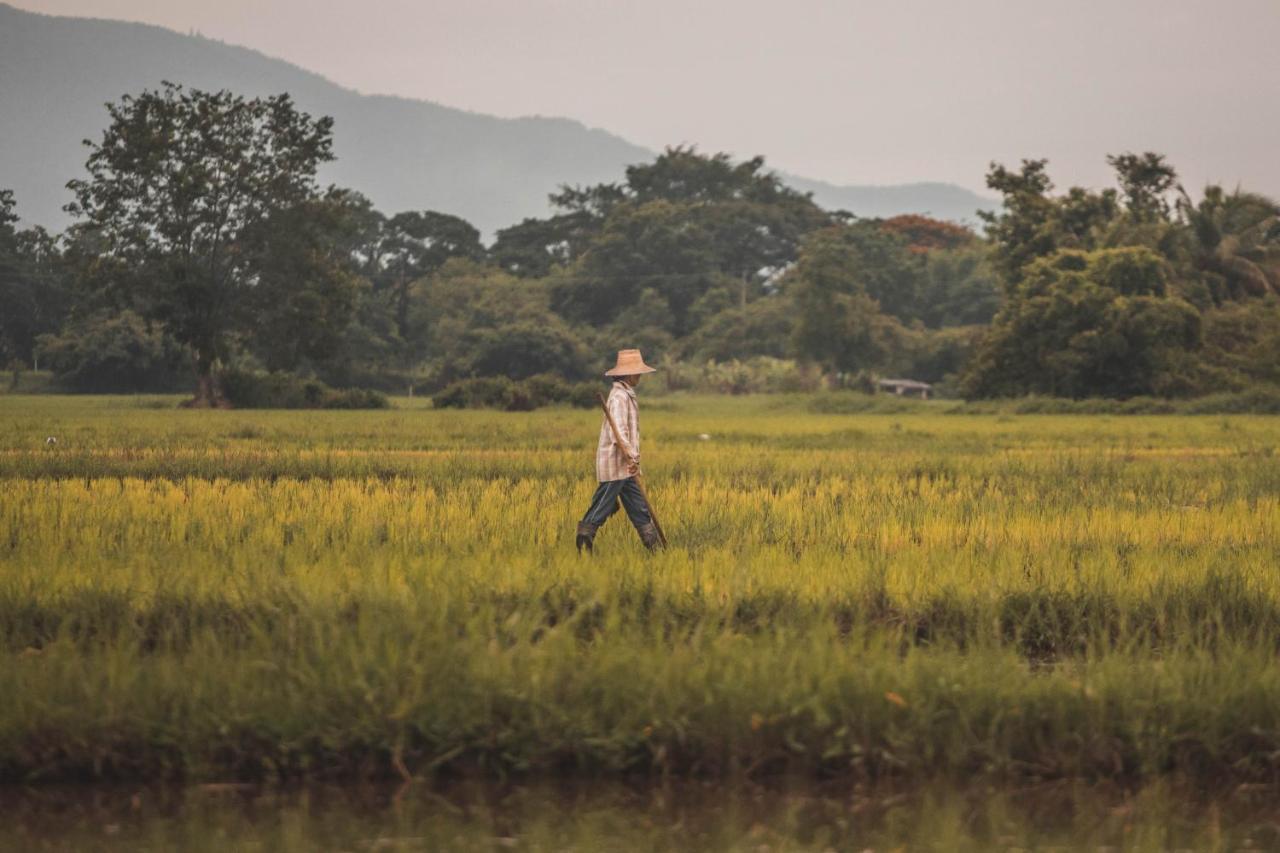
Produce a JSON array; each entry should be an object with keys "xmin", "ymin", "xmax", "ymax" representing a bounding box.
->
[{"xmin": 595, "ymin": 380, "xmax": 640, "ymax": 482}]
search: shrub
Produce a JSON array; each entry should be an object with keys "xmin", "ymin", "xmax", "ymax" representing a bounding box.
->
[
  {"xmin": 957, "ymin": 388, "xmax": 1280, "ymax": 415},
  {"xmin": 433, "ymin": 377, "xmax": 528, "ymax": 411},
  {"xmin": 661, "ymin": 358, "xmax": 823, "ymax": 394},
  {"xmin": 35, "ymin": 310, "xmax": 188, "ymax": 393},
  {"xmin": 219, "ymin": 369, "xmax": 388, "ymax": 409},
  {"xmin": 463, "ymin": 321, "xmax": 590, "ymax": 381},
  {"xmin": 433, "ymin": 374, "xmax": 599, "ymax": 411},
  {"xmin": 524, "ymin": 374, "xmax": 601, "ymax": 409},
  {"xmin": 321, "ymin": 388, "xmax": 391, "ymax": 409},
  {"xmin": 1, "ymin": 369, "xmax": 55, "ymax": 394},
  {"xmin": 1182, "ymin": 387, "xmax": 1280, "ymax": 415}
]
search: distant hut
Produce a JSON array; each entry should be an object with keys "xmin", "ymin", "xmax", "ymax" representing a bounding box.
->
[{"xmin": 876, "ymin": 378, "xmax": 932, "ymax": 399}]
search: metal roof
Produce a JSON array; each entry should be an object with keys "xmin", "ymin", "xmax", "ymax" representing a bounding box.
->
[{"xmin": 877, "ymin": 378, "xmax": 933, "ymax": 390}]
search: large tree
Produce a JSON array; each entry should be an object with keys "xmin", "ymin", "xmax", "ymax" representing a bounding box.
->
[
  {"xmin": 375, "ymin": 210, "xmax": 483, "ymax": 343},
  {"xmin": 963, "ymin": 247, "xmax": 1202, "ymax": 399},
  {"xmin": 1176, "ymin": 185, "xmax": 1280, "ymax": 301},
  {"xmin": 1107, "ymin": 151, "xmax": 1178, "ymax": 222},
  {"xmin": 0, "ymin": 190, "xmax": 23, "ymax": 367},
  {"xmin": 535, "ymin": 148, "xmax": 830, "ymax": 333},
  {"xmin": 979, "ymin": 158, "xmax": 1132, "ymax": 291},
  {"xmin": 35, "ymin": 309, "xmax": 186, "ymax": 392},
  {"xmin": 413, "ymin": 259, "xmax": 588, "ymax": 384},
  {"xmin": 917, "ymin": 244, "xmax": 1001, "ymax": 328},
  {"xmin": 0, "ymin": 190, "xmax": 68, "ymax": 372},
  {"xmin": 243, "ymin": 189, "xmax": 369, "ymax": 373},
  {"xmin": 490, "ymin": 213, "xmax": 594, "ymax": 278},
  {"xmin": 65, "ymin": 83, "xmax": 336, "ymax": 405},
  {"xmin": 550, "ymin": 199, "xmax": 724, "ymax": 334},
  {"xmin": 787, "ymin": 225, "xmax": 908, "ymax": 377},
  {"xmin": 1198, "ymin": 296, "xmax": 1280, "ymax": 389},
  {"xmin": 978, "ymin": 159, "xmax": 1059, "ymax": 287},
  {"xmin": 815, "ymin": 220, "xmax": 925, "ymax": 323},
  {"xmin": 618, "ymin": 146, "xmax": 830, "ymax": 279}
]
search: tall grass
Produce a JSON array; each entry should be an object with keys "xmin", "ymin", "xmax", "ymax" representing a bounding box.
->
[{"xmin": 2, "ymin": 395, "xmax": 1278, "ymax": 784}]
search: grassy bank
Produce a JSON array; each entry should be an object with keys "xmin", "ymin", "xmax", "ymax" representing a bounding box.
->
[{"xmin": 2, "ymin": 395, "xmax": 1278, "ymax": 784}]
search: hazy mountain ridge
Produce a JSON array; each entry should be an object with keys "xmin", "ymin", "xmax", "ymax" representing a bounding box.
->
[{"xmin": 0, "ymin": 3, "xmax": 994, "ymax": 235}]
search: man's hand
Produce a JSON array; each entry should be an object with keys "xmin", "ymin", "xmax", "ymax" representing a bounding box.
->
[{"xmin": 627, "ymin": 456, "xmax": 640, "ymax": 476}]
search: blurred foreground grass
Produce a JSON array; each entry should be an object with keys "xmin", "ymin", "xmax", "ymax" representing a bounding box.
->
[{"xmin": 6, "ymin": 779, "xmax": 1280, "ymax": 852}]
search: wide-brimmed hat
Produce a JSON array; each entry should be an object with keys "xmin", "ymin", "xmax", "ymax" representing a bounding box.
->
[{"xmin": 604, "ymin": 349, "xmax": 657, "ymax": 376}]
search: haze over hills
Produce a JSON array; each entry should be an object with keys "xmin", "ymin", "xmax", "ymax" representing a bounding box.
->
[{"xmin": 0, "ymin": 2, "xmax": 995, "ymax": 236}]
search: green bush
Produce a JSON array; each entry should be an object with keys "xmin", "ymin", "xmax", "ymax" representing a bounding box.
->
[
  {"xmin": 433, "ymin": 374, "xmax": 599, "ymax": 411},
  {"xmin": 321, "ymin": 387, "xmax": 391, "ymax": 409},
  {"xmin": 524, "ymin": 374, "xmax": 601, "ymax": 409},
  {"xmin": 219, "ymin": 369, "xmax": 388, "ymax": 410},
  {"xmin": 433, "ymin": 377, "xmax": 529, "ymax": 411},
  {"xmin": 1182, "ymin": 387, "xmax": 1280, "ymax": 415},
  {"xmin": 662, "ymin": 358, "xmax": 823, "ymax": 394},
  {"xmin": 35, "ymin": 310, "xmax": 188, "ymax": 393},
  {"xmin": 958, "ymin": 388, "xmax": 1280, "ymax": 415},
  {"xmin": 0, "ymin": 369, "xmax": 55, "ymax": 394}
]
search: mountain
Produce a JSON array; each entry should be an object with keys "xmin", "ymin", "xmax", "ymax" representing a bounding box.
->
[
  {"xmin": 783, "ymin": 176, "xmax": 994, "ymax": 224},
  {"xmin": 0, "ymin": 3, "xmax": 994, "ymax": 237}
]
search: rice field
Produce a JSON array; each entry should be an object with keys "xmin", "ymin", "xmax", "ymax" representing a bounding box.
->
[{"xmin": 2, "ymin": 393, "xmax": 1280, "ymax": 786}]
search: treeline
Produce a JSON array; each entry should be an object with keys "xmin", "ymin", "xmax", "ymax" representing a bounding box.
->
[{"xmin": 1, "ymin": 83, "xmax": 1278, "ymax": 404}]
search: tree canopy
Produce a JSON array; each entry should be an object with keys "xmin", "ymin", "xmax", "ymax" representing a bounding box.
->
[
  {"xmin": 9, "ymin": 90, "xmax": 1279, "ymax": 404},
  {"xmin": 65, "ymin": 82, "xmax": 338, "ymax": 404}
]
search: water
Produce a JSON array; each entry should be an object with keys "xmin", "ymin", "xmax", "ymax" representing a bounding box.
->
[{"xmin": 5, "ymin": 779, "xmax": 1279, "ymax": 851}]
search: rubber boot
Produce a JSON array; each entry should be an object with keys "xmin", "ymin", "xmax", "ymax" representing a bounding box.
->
[
  {"xmin": 637, "ymin": 521, "xmax": 664, "ymax": 552},
  {"xmin": 575, "ymin": 521, "xmax": 597, "ymax": 554}
]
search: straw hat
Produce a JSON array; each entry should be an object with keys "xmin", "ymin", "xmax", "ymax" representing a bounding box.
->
[{"xmin": 604, "ymin": 348, "xmax": 657, "ymax": 376}]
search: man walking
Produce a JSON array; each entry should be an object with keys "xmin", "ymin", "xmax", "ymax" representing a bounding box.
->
[{"xmin": 575, "ymin": 349, "xmax": 663, "ymax": 553}]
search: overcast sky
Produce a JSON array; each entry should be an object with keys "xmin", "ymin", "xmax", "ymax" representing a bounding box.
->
[{"xmin": 10, "ymin": 0, "xmax": 1280, "ymax": 195}]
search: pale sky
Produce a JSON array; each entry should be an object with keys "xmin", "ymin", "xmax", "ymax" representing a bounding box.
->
[{"xmin": 10, "ymin": 0, "xmax": 1280, "ymax": 195}]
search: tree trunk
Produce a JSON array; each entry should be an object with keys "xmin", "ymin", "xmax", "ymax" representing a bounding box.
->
[
  {"xmin": 188, "ymin": 352, "xmax": 227, "ymax": 408},
  {"xmin": 192, "ymin": 372, "xmax": 215, "ymax": 407}
]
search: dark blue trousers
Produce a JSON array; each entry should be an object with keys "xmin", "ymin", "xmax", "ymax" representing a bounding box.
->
[{"xmin": 580, "ymin": 477, "xmax": 652, "ymax": 531}]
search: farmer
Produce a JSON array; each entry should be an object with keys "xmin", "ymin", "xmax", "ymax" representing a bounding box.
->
[{"xmin": 575, "ymin": 349, "xmax": 663, "ymax": 553}]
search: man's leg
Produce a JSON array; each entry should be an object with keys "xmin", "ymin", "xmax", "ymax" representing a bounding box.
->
[
  {"xmin": 618, "ymin": 478, "xmax": 663, "ymax": 551},
  {"xmin": 576, "ymin": 479, "xmax": 624, "ymax": 553}
]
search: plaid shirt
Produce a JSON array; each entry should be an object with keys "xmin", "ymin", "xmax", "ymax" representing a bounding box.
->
[{"xmin": 596, "ymin": 381, "xmax": 640, "ymax": 482}]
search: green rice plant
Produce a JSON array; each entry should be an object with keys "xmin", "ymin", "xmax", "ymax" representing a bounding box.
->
[{"xmin": 1, "ymin": 394, "xmax": 1279, "ymax": 784}]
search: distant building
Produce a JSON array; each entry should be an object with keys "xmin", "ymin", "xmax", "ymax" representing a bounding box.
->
[{"xmin": 877, "ymin": 378, "xmax": 932, "ymax": 399}]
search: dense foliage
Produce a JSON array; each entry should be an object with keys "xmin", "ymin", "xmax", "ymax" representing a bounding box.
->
[
  {"xmin": 2, "ymin": 86, "xmax": 1278, "ymax": 403},
  {"xmin": 432, "ymin": 374, "xmax": 598, "ymax": 411},
  {"xmin": 967, "ymin": 156, "xmax": 1280, "ymax": 398},
  {"xmin": 63, "ymin": 83, "xmax": 339, "ymax": 405},
  {"xmin": 218, "ymin": 368, "xmax": 388, "ymax": 410}
]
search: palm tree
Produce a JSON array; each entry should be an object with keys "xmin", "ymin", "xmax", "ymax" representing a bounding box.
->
[{"xmin": 1177, "ymin": 185, "xmax": 1280, "ymax": 301}]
